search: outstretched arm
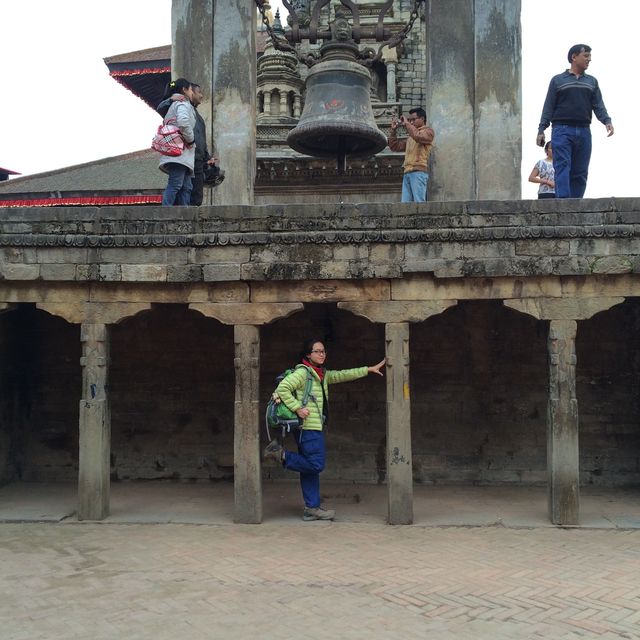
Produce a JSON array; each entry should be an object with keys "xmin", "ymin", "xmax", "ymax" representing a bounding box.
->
[{"xmin": 368, "ymin": 359, "xmax": 386, "ymax": 377}]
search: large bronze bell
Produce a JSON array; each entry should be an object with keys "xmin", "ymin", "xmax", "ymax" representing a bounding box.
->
[{"xmin": 287, "ymin": 41, "xmax": 387, "ymax": 173}]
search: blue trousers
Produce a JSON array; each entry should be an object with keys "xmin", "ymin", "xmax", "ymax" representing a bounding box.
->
[
  {"xmin": 401, "ymin": 171, "xmax": 428, "ymax": 202},
  {"xmin": 283, "ymin": 429, "xmax": 325, "ymax": 509},
  {"xmin": 162, "ymin": 163, "xmax": 193, "ymax": 206},
  {"xmin": 551, "ymin": 124, "xmax": 592, "ymax": 198}
]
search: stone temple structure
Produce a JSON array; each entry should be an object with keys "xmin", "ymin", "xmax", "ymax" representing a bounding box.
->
[{"xmin": 1, "ymin": 1, "xmax": 639, "ymax": 528}]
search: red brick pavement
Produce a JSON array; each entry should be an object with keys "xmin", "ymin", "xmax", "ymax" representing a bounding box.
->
[{"xmin": 1, "ymin": 523, "xmax": 639, "ymax": 639}]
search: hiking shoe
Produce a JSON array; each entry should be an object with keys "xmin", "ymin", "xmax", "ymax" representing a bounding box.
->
[
  {"xmin": 262, "ymin": 440, "xmax": 283, "ymax": 464},
  {"xmin": 303, "ymin": 506, "xmax": 336, "ymax": 521}
]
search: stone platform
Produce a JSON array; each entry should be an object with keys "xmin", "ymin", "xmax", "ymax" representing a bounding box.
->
[
  {"xmin": 2, "ymin": 199, "xmax": 640, "ymax": 527},
  {"xmin": 1, "ymin": 481, "xmax": 640, "ymax": 529}
]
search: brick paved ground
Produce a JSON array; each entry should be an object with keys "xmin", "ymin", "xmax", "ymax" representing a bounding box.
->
[{"xmin": 2, "ymin": 522, "xmax": 640, "ymax": 640}]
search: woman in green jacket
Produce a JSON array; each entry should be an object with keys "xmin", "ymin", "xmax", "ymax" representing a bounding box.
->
[{"xmin": 264, "ymin": 338, "xmax": 385, "ymax": 521}]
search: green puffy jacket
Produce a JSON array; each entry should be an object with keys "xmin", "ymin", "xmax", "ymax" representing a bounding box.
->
[{"xmin": 275, "ymin": 364, "xmax": 369, "ymax": 431}]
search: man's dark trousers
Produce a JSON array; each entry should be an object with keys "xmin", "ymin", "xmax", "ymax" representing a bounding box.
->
[
  {"xmin": 552, "ymin": 124, "xmax": 592, "ymax": 198},
  {"xmin": 190, "ymin": 169, "xmax": 205, "ymax": 206}
]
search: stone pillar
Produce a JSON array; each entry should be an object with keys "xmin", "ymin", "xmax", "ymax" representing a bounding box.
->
[
  {"xmin": 211, "ymin": 0, "xmax": 256, "ymax": 204},
  {"xmin": 293, "ymin": 94, "xmax": 302, "ymax": 118},
  {"xmin": 172, "ymin": 0, "xmax": 215, "ymax": 205},
  {"xmin": 474, "ymin": 0, "xmax": 521, "ymax": 199},
  {"xmin": 424, "ymin": 0, "xmax": 521, "ymax": 200},
  {"xmin": 504, "ymin": 296, "xmax": 624, "ymax": 526},
  {"xmin": 173, "ymin": 0, "xmax": 256, "ymax": 204},
  {"xmin": 547, "ymin": 320, "xmax": 579, "ymax": 525},
  {"xmin": 233, "ymin": 324, "xmax": 262, "ymax": 524},
  {"xmin": 279, "ymin": 91, "xmax": 288, "ymax": 117},
  {"xmin": 78, "ymin": 323, "xmax": 110, "ymax": 520},
  {"xmin": 385, "ymin": 322, "xmax": 413, "ymax": 525},
  {"xmin": 189, "ymin": 302, "xmax": 304, "ymax": 524},
  {"xmin": 424, "ymin": 0, "xmax": 475, "ymax": 201},
  {"xmin": 386, "ymin": 61, "xmax": 397, "ymax": 102},
  {"xmin": 338, "ymin": 300, "xmax": 457, "ymax": 526},
  {"xmin": 263, "ymin": 90, "xmax": 272, "ymax": 115}
]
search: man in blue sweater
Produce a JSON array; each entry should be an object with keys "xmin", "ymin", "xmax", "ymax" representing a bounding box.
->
[{"xmin": 536, "ymin": 44, "xmax": 614, "ymax": 198}]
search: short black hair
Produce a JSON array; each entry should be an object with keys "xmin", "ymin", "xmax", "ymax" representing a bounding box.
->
[
  {"xmin": 409, "ymin": 107, "xmax": 427, "ymax": 121},
  {"xmin": 568, "ymin": 44, "xmax": 590, "ymax": 64},
  {"xmin": 300, "ymin": 338, "xmax": 325, "ymax": 361},
  {"xmin": 544, "ymin": 141, "xmax": 552, "ymax": 152}
]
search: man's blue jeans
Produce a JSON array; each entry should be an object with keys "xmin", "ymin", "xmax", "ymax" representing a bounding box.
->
[
  {"xmin": 283, "ymin": 429, "xmax": 326, "ymax": 508},
  {"xmin": 551, "ymin": 124, "xmax": 592, "ymax": 198},
  {"xmin": 401, "ymin": 171, "xmax": 429, "ymax": 202},
  {"xmin": 162, "ymin": 163, "xmax": 193, "ymax": 206}
]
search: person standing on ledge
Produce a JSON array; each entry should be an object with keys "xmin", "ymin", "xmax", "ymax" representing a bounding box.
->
[
  {"xmin": 263, "ymin": 338, "xmax": 385, "ymax": 522},
  {"xmin": 157, "ymin": 83, "xmax": 218, "ymax": 206},
  {"xmin": 536, "ymin": 44, "xmax": 614, "ymax": 198},
  {"xmin": 528, "ymin": 142, "xmax": 555, "ymax": 199},
  {"xmin": 388, "ymin": 107, "xmax": 435, "ymax": 202}
]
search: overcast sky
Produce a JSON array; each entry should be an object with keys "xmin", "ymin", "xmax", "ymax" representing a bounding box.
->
[{"xmin": 1, "ymin": 1, "xmax": 635, "ymax": 199}]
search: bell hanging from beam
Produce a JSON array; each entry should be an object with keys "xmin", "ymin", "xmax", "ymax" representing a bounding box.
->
[{"xmin": 286, "ymin": 12, "xmax": 387, "ymax": 174}]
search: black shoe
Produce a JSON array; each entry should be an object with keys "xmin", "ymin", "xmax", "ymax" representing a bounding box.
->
[{"xmin": 262, "ymin": 440, "xmax": 283, "ymax": 464}]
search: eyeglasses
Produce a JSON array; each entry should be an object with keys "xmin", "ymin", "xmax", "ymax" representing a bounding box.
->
[{"xmin": 310, "ymin": 350, "xmax": 326, "ymax": 355}]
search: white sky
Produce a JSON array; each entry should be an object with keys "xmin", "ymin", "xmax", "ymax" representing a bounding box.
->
[{"xmin": 1, "ymin": 0, "xmax": 636, "ymax": 199}]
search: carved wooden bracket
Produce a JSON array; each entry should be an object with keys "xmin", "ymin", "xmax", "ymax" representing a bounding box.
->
[
  {"xmin": 36, "ymin": 302, "xmax": 152, "ymax": 324},
  {"xmin": 189, "ymin": 302, "xmax": 303, "ymax": 325},
  {"xmin": 0, "ymin": 302, "xmax": 17, "ymax": 315},
  {"xmin": 504, "ymin": 297, "xmax": 625, "ymax": 321},
  {"xmin": 338, "ymin": 300, "xmax": 457, "ymax": 323}
]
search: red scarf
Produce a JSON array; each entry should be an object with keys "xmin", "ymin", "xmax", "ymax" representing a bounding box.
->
[{"xmin": 302, "ymin": 358, "xmax": 324, "ymax": 381}]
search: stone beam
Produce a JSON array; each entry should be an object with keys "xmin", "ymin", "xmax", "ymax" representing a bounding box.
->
[
  {"xmin": 234, "ymin": 324, "xmax": 261, "ymax": 523},
  {"xmin": 338, "ymin": 300, "xmax": 457, "ymax": 323},
  {"xmin": 36, "ymin": 302, "xmax": 152, "ymax": 325},
  {"xmin": 189, "ymin": 302, "xmax": 303, "ymax": 325},
  {"xmin": 504, "ymin": 297, "xmax": 625, "ymax": 320},
  {"xmin": 252, "ymin": 280, "xmax": 390, "ymax": 303},
  {"xmin": 547, "ymin": 320, "xmax": 579, "ymax": 526},
  {"xmin": 392, "ymin": 274, "xmax": 563, "ymax": 301},
  {"xmin": 385, "ymin": 322, "xmax": 413, "ymax": 525},
  {"xmin": 78, "ymin": 323, "xmax": 111, "ymax": 521}
]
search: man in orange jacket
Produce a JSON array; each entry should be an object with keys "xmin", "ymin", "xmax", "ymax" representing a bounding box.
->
[{"xmin": 388, "ymin": 107, "xmax": 435, "ymax": 202}]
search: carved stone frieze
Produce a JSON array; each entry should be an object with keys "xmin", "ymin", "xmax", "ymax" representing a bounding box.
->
[{"xmin": 1, "ymin": 224, "xmax": 638, "ymax": 248}]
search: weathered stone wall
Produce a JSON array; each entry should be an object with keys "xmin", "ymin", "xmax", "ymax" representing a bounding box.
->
[
  {"xmin": 0, "ymin": 312, "xmax": 11, "ymax": 483},
  {"xmin": 412, "ymin": 301, "xmax": 549, "ymax": 485},
  {"xmin": 2, "ymin": 199, "xmax": 640, "ymax": 285},
  {"xmin": 577, "ymin": 299, "xmax": 640, "ymax": 486},
  {"xmin": 0, "ymin": 306, "xmax": 80, "ymax": 482},
  {"xmin": 109, "ymin": 307, "xmax": 234, "ymax": 481}
]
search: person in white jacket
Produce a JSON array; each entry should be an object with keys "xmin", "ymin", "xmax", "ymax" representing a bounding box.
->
[{"xmin": 158, "ymin": 78, "xmax": 196, "ymax": 206}]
